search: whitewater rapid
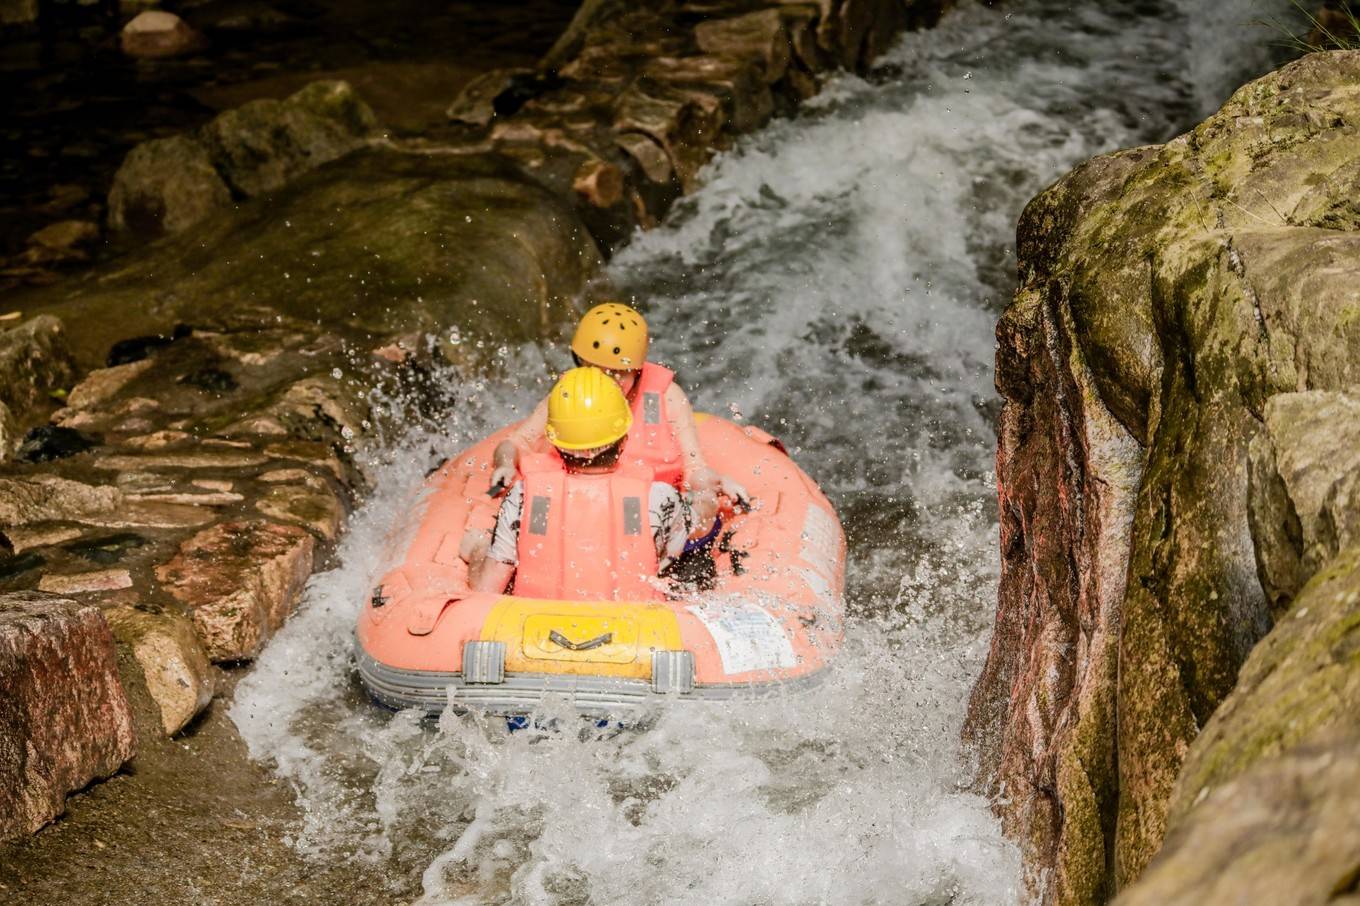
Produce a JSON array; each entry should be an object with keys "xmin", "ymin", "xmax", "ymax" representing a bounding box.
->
[{"xmin": 229, "ymin": 1, "xmax": 1295, "ymax": 902}]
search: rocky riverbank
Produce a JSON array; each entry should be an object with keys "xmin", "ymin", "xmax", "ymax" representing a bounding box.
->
[
  {"xmin": 0, "ymin": 0, "xmax": 953, "ymax": 894},
  {"xmin": 965, "ymin": 48, "xmax": 1360, "ymax": 905}
]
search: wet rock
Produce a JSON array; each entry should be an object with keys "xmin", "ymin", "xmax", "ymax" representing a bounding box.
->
[
  {"xmin": 446, "ymin": 67, "xmax": 533, "ymax": 127},
  {"xmin": 265, "ymin": 440, "xmax": 347, "ymax": 481},
  {"xmin": 88, "ymin": 501, "xmax": 216, "ymax": 529},
  {"xmin": 1248, "ymin": 390, "xmax": 1360, "ymax": 613},
  {"xmin": 108, "ymin": 82, "xmax": 378, "ymax": 238},
  {"xmin": 0, "ymin": 592, "xmax": 135, "ymax": 842},
  {"xmin": 155, "ymin": 521, "xmax": 314, "ymax": 661},
  {"xmin": 0, "ymin": 315, "xmax": 77, "ymax": 461},
  {"xmin": 965, "ymin": 51, "xmax": 1360, "ymax": 902},
  {"xmin": 105, "ymin": 606, "xmax": 213, "ymax": 737},
  {"xmin": 22, "ymin": 220, "xmax": 100, "ymax": 265},
  {"xmin": 52, "ymin": 150, "xmax": 604, "ymax": 360},
  {"xmin": 37, "ymin": 569, "xmax": 134, "ymax": 594},
  {"xmin": 63, "ymin": 356, "xmax": 152, "ymax": 408},
  {"xmin": 0, "ymin": 476, "xmax": 120, "ymax": 527},
  {"xmin": 127, "ymin": 489, "xmax": 243, "ymax": 506},
  {"xmin": 643, "ymin": 54, "xmax": 773, "ymax": 133},
  {"xmin": 107, "ymin": 134, "xmax": 232, "ymax": 237},
  {"xmin": 1117, "ymin": 548, "xmax": 1360, "ymax": 906},
  {"xmin": 695, "ymin": 10, "xmax": 791, "ymax": 85},
  {"xmin": 93, "ymin": 450, "xmax": 269, "ymax": 471},
  {"xmin": 614, "ymin": 131, "xmax": 673, "ymax": 184},
  {"xmin": 255, "ymin": 482, "xmax": 342, "ymax": 540},
  {"xmin": 199, "ymin": 81, "xmax": 380, "ymax": 198},
  {"xmin": 15, "ymin": 425, "xmax": 99, "ymax": 463},
  {"xmin": 2, "ymin": 525, "xmax": 83, "ymax": 553},
  {"xmin": 614, "ymin": 86, "xmax": 720, "ymax": 191},
  {"xmin": 572, "ymin": 157, "xmax": 624, "ymax": 208},
  {"xmin": 120, "ymin": 10, "xmax": 204, "ymax": 59},
  {"xmin": 64, "ymin": 359, "xmax": 155, "ymax": 411},
  {"xmin": 121, "ymin": 429, "xmax": 192, "ymax": 450}
]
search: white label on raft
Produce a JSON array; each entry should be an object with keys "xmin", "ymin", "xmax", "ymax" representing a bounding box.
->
[
  {"xmin": 688, "ymin": 602, "xmax": 797, "ymax": 675},
  {"xmin": 799, "ymin": 504, "xmax": 840, "ymax": 579}
]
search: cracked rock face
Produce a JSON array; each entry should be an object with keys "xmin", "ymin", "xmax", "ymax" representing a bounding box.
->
[
  {"xmin": 156, "ymin": 521, "xmax": 315, "ymax": 662},
  {"xmin": 0, "ymin": 592, "xmax": 135, "ymax": 842},
  {"xmin": 965, "ymin": 51, "xmax": 1360, "ymax": 904}
]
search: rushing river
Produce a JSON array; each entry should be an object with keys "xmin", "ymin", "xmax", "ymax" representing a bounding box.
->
[{"xmin": 229, "ymin": 1, "xmax": 1292, "ymax": 902}]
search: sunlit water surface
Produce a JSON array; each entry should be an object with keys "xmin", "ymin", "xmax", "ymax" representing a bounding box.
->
[{"xmin": 230, "ymin": 2, "xmax": 1292, "ymax": 902}]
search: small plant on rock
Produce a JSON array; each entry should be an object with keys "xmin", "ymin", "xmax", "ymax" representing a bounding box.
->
[{"xmin": 1269, "ymin": 0, "xmax": 1360, "ymax": 52}]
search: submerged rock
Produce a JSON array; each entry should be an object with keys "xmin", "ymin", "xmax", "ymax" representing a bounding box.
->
[
  {"xmin": 965, "ymin": 50, "xmax": 1360, "ymax": 903},
  {"xmin": 0, "ymin": 592, "xmax": 135, "ymax": 842}
]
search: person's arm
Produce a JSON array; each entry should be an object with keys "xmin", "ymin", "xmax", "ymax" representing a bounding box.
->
[
  {"xmin": 490, "ymin": 398, "xmax": 548, "ymax": 491},
  {"xmin": 470, "ymin": 485, "xmax": 523, "ymax": 592},
  {"xmin": 663, "ymin": 383, "xmax": 714, "ymax": 487},
  {"xmin": 470, "ymin": 557, "xmax": 515, "ymax": 593},
  {"xmin": 664, "ymin": 383, "xmax": 719, "ymax": 535}
]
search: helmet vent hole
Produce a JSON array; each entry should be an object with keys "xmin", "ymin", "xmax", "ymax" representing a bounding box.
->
[
  {"xmin": 602, "ymin": 319, "xmax": 610, "ymax": 325},
  {"xmin": 593, "ymin": 341, "xmax": 600, "ymax": 348},
  {"xmin": 613, "ymin": 346, "xmax": 621, "ymax": 355}
]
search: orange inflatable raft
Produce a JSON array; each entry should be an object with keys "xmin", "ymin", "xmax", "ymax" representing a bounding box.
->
[{"xmin": 355, "ymin": 414, "xmax": 846, "ymax": 716}]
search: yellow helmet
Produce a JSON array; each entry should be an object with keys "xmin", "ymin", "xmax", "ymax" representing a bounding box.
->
[
  {"xmin": 570, "ymin": 302, "xmax": 648, "ymax": 371},
  {"xmin": 545, "ymin": 366, "xmax": 633, "ymax": 451}
]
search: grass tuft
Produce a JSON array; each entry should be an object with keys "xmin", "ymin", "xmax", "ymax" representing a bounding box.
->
[{"xmin": 1264, "ymin": 0, "xmax": 1360, "ymax": 53}]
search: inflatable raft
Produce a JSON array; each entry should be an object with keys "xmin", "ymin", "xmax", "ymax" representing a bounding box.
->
[{"xmin": 355, "ymin": 414, "xmax": 845, "ymax": 716}]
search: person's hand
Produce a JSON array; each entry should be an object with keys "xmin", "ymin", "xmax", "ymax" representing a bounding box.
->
[
  {"xmin": 488, "ymin": 440, "xmax": 518, "ymax": 495},
  {"xmin": 686, "ymin": 469, "xmax": 720, "ymax": 535},
  {"xmin": 718, "ymin": 476, "xmax": 750, "ymax": 510},
  {"xmin": 488, "ymin": 464, "xmax": 515, "ymax": 496},
  {"xmin": 688, "ymin": 485, "xmax": 719, "ymax": 535}
]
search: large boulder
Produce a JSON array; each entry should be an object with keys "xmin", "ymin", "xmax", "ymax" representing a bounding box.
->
[
  {"xmin": 45, "ymin": 149, "xmax": 603, "ymax": 367},
  {"xmin": 0, "ymin": 593, "xmax": 135, "ymax": 842},
  {"xmin": 965, "ymin": 50, "xmax": 1360, "ymax": 903},
  {"xmin": 108, "ymin": 81, "xmax": 380, "ymax": 238}
]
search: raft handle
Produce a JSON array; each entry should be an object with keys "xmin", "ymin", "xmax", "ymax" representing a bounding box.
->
[
  {"xmin": 548, "ymin": 630, "xmax": 613, "ymax": 651},
  {"xmin": 462, "ymin": 640, "xmax": 506, "ymax": 684}
]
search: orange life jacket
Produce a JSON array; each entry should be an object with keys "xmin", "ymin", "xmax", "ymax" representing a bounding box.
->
[
  {"xmin": 626, "ymin": 362, "xmax": 685, "ymax": 486},
  {"xmin": 514, "ymin": 452, "xmax": 662, "ymax": 602}
]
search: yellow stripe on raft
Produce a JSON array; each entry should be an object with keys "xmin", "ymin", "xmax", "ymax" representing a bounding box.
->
[{"xmin": 480, "ymin": 598, "xmax": 684, "ymax": 679}]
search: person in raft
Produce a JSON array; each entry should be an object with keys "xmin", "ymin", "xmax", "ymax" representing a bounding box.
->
[
  {"xmin": 488, "ymin": 301, "xmax": 723, "ymax": 535},
  {"xmin": 469, "ymin": 366, "xmax": 694, "ymax": 597}
]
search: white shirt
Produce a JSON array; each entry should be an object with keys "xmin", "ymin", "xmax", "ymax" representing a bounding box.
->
[{"xmin": 486, "ymin": 480, "xmax": 693, "ymax": 567}]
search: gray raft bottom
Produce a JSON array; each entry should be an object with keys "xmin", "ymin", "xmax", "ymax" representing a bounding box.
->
[{"xmin": 355, "ymin": 641, "xmax": 827, "ymax": 718}]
